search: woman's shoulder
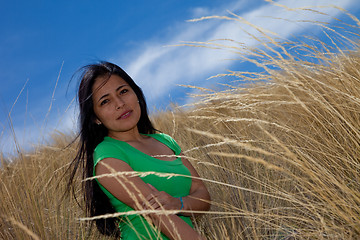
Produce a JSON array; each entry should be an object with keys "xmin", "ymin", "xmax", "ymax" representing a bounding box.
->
[
  {"xmin": 145, "ymin": 132, "xmax": 175, "ymax": 143},
  {"xmin": 146, "ymin": 132, "xmax": 170, "ymax": 139},
  {"xmin": 95, "ymin": 136, "xmax": 122, "ymax": 151},
  {"xmin": 93, "ymin": 137, "xmax": 130, "ymax": 166}
]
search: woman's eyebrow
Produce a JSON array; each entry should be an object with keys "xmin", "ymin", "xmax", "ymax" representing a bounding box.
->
[
  {"xmin": 116, "ymin": 84, "xmax": 128, "ymax": 92},
  {"xmin": 97, "ymin": 84, "xmax": 128, "ymax": 102}
]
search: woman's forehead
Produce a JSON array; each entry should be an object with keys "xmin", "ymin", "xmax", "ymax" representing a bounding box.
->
[{"xmin": 92, "ymin": 75, "xmax": 128, "ymax": 94}]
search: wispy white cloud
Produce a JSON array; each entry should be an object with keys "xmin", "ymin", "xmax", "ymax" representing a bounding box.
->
[{"xmin": 121, "ymin": 0, "xmax": 357, "ymax": 106}]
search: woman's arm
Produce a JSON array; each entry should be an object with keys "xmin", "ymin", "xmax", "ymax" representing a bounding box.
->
[
  {"xmin": 95, "ymin": 157, "xmax": 204, "ymax": 240},
  {"xmin": 146, "ymin": 154, "xmax": 211, "ymax": 217}
]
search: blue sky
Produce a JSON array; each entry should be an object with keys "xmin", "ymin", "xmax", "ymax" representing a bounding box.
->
[{"xmin": 1, "ymin": 0, "xmax": 359, "ymax": 158}]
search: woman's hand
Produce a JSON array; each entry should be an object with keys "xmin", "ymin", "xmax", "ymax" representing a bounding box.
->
[{"xmin": 144, "ymin": 184, "xmax": 182, "ymax": 211}]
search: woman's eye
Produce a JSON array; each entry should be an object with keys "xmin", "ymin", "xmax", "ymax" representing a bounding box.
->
[
  {"xmin": 100, "ymin": 99, "xmax": 109, "ymax": 106},
  {"xmin": 120, "ymin": 89, "xmax": 128, "ymax": 95}
]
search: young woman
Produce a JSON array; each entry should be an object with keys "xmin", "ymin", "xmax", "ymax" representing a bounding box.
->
[{"xmin": 67, "ymin": 61, "xmax": 211, "ymax": 239}]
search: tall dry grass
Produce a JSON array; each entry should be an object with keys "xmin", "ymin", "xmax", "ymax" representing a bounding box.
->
[{"xmin": 1, "ymin": 4, "xmax": 360, "ymax": 240}]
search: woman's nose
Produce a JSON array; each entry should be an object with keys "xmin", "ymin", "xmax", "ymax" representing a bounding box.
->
[{"xmin": 115, "ymin": 96, "xmax": 125, "ymax": 109}]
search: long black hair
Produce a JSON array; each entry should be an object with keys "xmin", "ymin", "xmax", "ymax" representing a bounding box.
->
[{"xmin": 66, "ymin": 61, "xmax": 156, "ymax": 237}]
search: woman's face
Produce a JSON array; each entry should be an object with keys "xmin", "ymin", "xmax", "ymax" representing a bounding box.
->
[{"xmin": 92, "ymin": 74, "xmax": 141, "ymax": 136}]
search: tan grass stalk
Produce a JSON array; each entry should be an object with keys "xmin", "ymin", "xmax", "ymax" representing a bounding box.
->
[{"xmin": 6, "ymin": 217, "xmax": 41, "ymax": 240}]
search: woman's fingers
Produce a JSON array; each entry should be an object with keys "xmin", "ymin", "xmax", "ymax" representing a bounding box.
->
[
  {"xmin": 144, "ymin": 188, "xmax": 180, "ymax": 211},
  {"xmin": 144, "ymin": 184, "xmax": 160, "ymax": 204},
  {"xmin": 143, "ymin": 192, "xmax": 161, "ymax": 210}
]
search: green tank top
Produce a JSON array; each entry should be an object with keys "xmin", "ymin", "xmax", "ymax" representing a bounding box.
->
[{"xmin": 93, "ymin": 133, "xmax": 193, "ymax": 239}]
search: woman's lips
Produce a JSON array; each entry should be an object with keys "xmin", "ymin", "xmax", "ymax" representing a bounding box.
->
[{"xmin": 118, "ymin": 110, "xmax": 132, "ymax": 119}]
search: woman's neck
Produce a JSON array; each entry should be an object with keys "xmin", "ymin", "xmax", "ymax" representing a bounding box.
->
[{"xmin": 108, "ymin": 127, "xmax": 145, "ymax": 143}]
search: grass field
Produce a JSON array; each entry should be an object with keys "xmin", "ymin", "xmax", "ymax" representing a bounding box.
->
[{"xmin": 1, "ymin": 6, "xmax": 360, "ymax": 240}]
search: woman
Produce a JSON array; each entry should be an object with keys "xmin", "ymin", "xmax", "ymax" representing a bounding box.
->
[{"xmin": 67, "ymin": 61, "xmax": 211, "ymax": 239}]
